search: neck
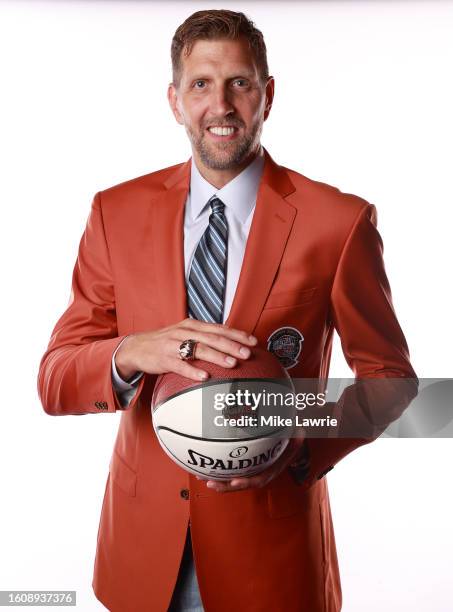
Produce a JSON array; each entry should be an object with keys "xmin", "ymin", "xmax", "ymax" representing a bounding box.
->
[{"xmin": 193, "ymin": 146, "xmax": 261, "ymax": 189}]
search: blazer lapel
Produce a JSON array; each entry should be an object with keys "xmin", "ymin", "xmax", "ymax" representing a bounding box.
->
[
  {"xmin": 152, "ymin": 160, "xmax": 191, "ymax": 327},
  {"xmin": 225, "ymin": 149, "xmax": 297, "ymax": 333}
]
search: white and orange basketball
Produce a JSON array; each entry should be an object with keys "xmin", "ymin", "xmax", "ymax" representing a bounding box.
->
[{"xmin": 151, "ymin": 346, "xmax": 296, "ymax": 480}]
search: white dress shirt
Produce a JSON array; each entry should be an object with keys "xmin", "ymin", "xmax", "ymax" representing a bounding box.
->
[{"xmin": 112, "ymin": 147, "xmax": 265, "ymax": 406}]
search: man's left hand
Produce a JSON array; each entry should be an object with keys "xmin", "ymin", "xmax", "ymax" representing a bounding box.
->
[{"xmin": 199, "ymin": 438, "xmax": 307, "ymax": 493}]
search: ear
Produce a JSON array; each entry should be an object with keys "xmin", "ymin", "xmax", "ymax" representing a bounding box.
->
[
  {"xmin": 167, "ymin": 83, "xmax": 184, "ymax": 125},
  {"xmin": 263, "ymin": 76, "xmax": 275, "ymax": 122}
]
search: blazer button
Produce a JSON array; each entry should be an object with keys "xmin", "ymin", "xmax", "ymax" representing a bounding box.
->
[{"xmin": 180, "ymin": 488, "xmax": 190, "ymax": 500}]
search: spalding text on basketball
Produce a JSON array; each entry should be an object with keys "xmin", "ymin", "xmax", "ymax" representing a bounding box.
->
[{"xmin": 186, "ymin": 440, "xmax": 284, "ymax": 471}]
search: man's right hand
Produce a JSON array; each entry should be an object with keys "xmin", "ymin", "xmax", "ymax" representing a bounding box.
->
[{"xmin": 114, "ymin": 318, "xmax": 258, "ymax": 382}]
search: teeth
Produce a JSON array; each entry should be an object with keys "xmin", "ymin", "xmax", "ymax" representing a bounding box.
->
[{"xmin": 209, "ymin": 126, "xmax": 235, "ymax": 136}]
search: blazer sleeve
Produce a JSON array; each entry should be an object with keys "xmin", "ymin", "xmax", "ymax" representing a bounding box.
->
[
  {"xmin": 293, "ymin": 203, "xmax": 418, "ymax": 489},
  {"xmin": 37, "ymin": 192, "xmax": 145, "ymax": 415}
]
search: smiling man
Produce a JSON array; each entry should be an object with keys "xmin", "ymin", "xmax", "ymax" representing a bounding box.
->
[
  {"xmin": 38, "ymin": 9, "xmax": 416, "ymax": 612},
  {"xmin": 168, "ymin": 34, "xmax": 273, "ymax": 185}
]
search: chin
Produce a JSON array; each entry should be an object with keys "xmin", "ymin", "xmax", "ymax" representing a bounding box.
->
[{"xmin": 199, "ymin": 143, "xmax": 254, "ymax": 171}]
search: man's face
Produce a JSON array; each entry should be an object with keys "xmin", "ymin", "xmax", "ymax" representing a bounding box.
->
[{"xmin": 168, "ymin": 37, "xmax": 274, "ymax": 172}]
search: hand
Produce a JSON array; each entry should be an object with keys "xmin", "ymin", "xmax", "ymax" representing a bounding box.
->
[
  {"xmin": 114, "ymin": 318, "xmax": 258, "ymax": 381},
  {"xmin": 200, "ymin": 437, "xmax": 307, "ymax": 493}
]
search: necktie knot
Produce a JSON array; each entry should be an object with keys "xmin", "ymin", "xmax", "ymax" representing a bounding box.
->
[{"xmin": 210, "ymin": 197, "xmax": 225, "ymax": 216}]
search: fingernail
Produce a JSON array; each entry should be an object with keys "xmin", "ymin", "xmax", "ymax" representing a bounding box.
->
[
  {"xmin": 225, "ymin": 356, "xmax": 236, "ymax": 365},
  {"xmin": 239, "ymin": 347, "xmax": 250, "ymax": 358},
  {"xmin": 206, "ymin": 481, "xmax": 215, "ymax": 488},
  {"xmin": 249, "ymin": 335, "xmax": 258, "ymax": 344},
  {"xmin": 199, "ymin": 371, "xmax": 209, "ymax": 380}
]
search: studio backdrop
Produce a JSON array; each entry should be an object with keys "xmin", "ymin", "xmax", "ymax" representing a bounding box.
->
[{"xmin": 0, "ymin": 1, "xmax": 452, "ymax": 611}]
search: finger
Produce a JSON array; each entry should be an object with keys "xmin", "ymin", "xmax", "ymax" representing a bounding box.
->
[
  {"xmin": 230, "ymin": 459, "xmax": 283, "ymax": 490},
  {"xmin": 231, "ymin": 473, "xmax": 273, "ymax": 489},
  {"xmin": 206, "ymin": 479, "xmax": 249, "ymax": 493},
  {"xmin": 168, "ymin": 357, "xmax": 209, "ymax": 382},
  {"xmin": 179, "ymin": 319, "xmax": 258, "ymax": 347},
  {"xmin": 189, "ymin": 343, "xmax": 238, "ymax": 368},
  {"xmin": 175, "ymin": 330, "xmax": 254, "ymax": 361},
  {"xmin": 206, "ymin": 475, "xmax": 266, "ymax": 493}
]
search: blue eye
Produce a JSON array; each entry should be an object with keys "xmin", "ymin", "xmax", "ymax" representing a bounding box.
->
[
  {"xmin": 233, "ymin": 79, "xmax": 248, "ymax": 87},
  {"xmin": 193, "ymin": 80, "xmax": 206, "ymax": 89}
]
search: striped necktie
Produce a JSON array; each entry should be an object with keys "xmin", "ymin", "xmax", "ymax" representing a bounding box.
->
[{"xmin": 187, "ymin": 196, "xmax": 228, "ymax": 323}]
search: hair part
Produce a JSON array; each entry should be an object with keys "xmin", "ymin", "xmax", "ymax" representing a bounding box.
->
[{"xmin": 171, "ymin": 9, "xmax": 269, "ymax": 87}]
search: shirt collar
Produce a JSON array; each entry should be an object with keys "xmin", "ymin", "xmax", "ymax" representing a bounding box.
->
[{"xmin": 188, "ymin": 146, "xmax": 265, "ymax": 224}]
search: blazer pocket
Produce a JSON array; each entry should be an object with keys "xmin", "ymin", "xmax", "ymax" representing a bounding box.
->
[
  {"xmin": 264, "ymin": 287, "xmax": 316, "ymax": 310},
  {"xmin": 109, "ymin": 450, "xmax": 137, "ymax": 497}
]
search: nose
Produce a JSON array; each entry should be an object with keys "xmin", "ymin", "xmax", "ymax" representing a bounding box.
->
[{"xmin": 209, "ymin": 84, "xmax": 234, "ymax": 117}]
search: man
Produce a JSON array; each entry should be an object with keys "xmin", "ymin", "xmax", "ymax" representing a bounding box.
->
[{"xmin": 38, "ymin": 9, "xmax": 416, "ymax": 612}]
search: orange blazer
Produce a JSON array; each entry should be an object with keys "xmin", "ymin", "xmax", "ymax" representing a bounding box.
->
[{"xmin": 38, "ymin": 149, "xmax": 416, "ymax": 612}]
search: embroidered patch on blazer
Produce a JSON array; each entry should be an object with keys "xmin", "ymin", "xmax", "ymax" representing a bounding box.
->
[{"xmin": 267, "ymin": 326, "xmax": 304, "ymax": 370}]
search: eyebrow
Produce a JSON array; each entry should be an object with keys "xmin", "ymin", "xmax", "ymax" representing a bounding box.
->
[{"xmin": 188, "ymin": 71, "xmax": 256, "ymax": 81}]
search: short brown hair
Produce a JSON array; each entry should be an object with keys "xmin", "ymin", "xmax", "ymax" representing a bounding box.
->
[{"xmin": 171, "ymin": 9, "xmax": 269, "ymax": 86}]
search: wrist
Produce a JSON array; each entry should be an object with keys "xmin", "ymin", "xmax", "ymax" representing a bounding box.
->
[{"xmin": 115, "ymin": 335, "xmax": 138, "ymax": 381}]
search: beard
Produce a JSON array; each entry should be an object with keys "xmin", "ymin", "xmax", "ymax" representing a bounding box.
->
[{"xmin": 186, "ymin": 120, "xmax": 262, "ymax": 170}]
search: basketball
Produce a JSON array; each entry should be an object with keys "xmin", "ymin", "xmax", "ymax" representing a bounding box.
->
[{"xmin": 151, "ymin": 346, "xmax": 296, "ymax": 480}]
